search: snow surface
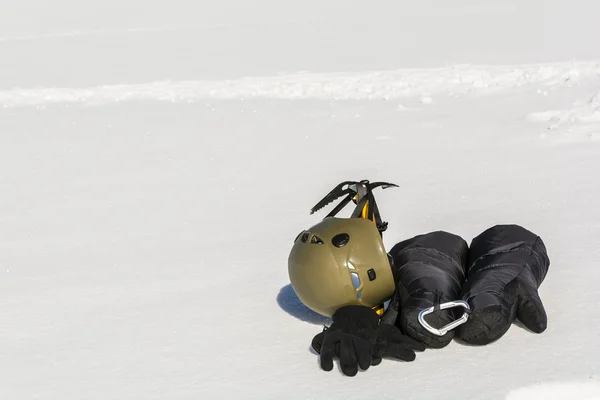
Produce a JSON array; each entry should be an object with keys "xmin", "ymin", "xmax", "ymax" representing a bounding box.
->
[{"xmin": 1, "ymin": 1, "xmax": 600, "ymax": 399}]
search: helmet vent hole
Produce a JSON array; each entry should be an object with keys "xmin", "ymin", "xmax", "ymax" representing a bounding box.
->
[
  {"xmin": 294, "ymin": 231, "xmax": 304, "ymax": 242},
  {"xmin": 301, "ymin": 232, "xmax": 310, "ymax": 243},
  {"xmin": 332, "ymin": 233, "xmax": 350, "ymax": 247},
  {"xmin": 347, "ymin": 262, "xmax": 355, "ymax": 270},
  {"xmin": 310, "ymin": 235, "xmax": 324, "ymax": 245},
  {"xmin": 356, "ymin": 290, "xmax": 362, "ymax": 299},
  {"xmin": 351, "ymin": 272, "xmax": 360, "ymax": 289}
]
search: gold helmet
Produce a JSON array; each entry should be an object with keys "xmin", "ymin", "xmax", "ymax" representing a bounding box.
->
[{"xmin": 288, "ymin": 180, "xmax": 398, "ymax": 318}]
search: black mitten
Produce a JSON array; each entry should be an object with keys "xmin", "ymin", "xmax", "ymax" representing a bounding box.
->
[
  {"xmin": 383, "ymin": 231, "xmax": 469, "ymax": 348},
  {"xmin": 311, "ymin": 305, "xmax": 422, "ymax": 376},
  {"xmin": 457, "ymin": 224, "xmax": 550, "ymax": 345}
]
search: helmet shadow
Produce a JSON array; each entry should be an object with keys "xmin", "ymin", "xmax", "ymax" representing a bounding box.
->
[{"xmin": 277, "ymin": 283, "xmax": 331, "ymax": 325}]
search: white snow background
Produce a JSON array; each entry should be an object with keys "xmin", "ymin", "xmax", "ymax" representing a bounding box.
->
[{"xmin": 1, "ymin": 1, "xmax": 600, "ymax": 399}]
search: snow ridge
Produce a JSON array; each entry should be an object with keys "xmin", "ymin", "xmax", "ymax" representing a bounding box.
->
[
  {"xmin": 534, "ymin": 91, "xmax": 600, "ymax": 126},
  {"xmin": 530, "ymin": 91, "xmax": 600, "ymax": 140},
  {"xmin": 1, "ymin": 60, "xmax": 600, "ymax": 107}
]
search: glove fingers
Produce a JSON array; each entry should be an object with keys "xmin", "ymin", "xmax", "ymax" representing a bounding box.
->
[
  {"xmin": 517, "ymin": 289, "xmax": 547, "ymax": 333},
  {"xmin": 373, "ymin": 340, "xmax": 386, "ymax": 360},
  {"xmin": 311, "ymin": 331, "xmax": 325, "ymax": 354},
  {"xmin": 385, "ymin": 343, "xmax": 417, "ymax": 362},
  {"xmin": 383, "ymin": 324, "xmax": 427, "ymax": 352},
  {"xmin": 352, "ymin": 338, "xmax": 373, "ymax": 371},
  {"xmin": 388, "ymin": 330, "xmax": 427, "ymax": 352},
  {"xmin": 400, "ymin": 336, "xmax": 427, "ymax": 352},
  {"xmin": 339, "ymin": 336, "xmax": 359, "ymax": 376},
  {"xmin": 319, "ymin": 334, "xmax": 339, "ymax": 372},
  {"xmin": 371, "ymin": 355, "xmax": 383, "ymax": 366}
]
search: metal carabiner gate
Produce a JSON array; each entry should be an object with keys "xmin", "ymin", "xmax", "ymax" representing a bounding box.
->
[{"xmin": 417, "ymin": 300, "xmax": 471, "ymax": 336}]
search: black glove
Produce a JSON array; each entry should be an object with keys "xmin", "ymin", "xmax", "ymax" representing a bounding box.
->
[
  {"xmin": 372, "ymin": 322, "xmax": 426, "ymax": 365},
  {"xmin": 311, "ymin": 305, "xmax": 425, "ymax": 376},
  {"xmin": 457, "ymin": 224, "xmax": 550, "ymax": 345}
]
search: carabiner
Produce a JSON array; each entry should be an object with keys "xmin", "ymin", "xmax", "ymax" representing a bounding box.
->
[{"xmin": 417, "ymin": 300, "xmax": 470, "ymax": 336}]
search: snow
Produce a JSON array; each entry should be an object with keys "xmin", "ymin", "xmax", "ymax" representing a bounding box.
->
[
  {"xmin": 3, "ymin": 61, "xmax": 600, "ymax": 106},
  {"xmin": 506, "ymin": 382, "xmax": 600, "ymax": 400},
  {"xmin": 1, "ymin": 1, "xmax": 600, "ymax": 399},
  {"xmin": 530, "ymin": 91, "xmax": 600, "ymax": 141}
]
